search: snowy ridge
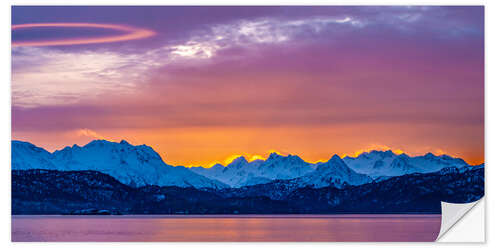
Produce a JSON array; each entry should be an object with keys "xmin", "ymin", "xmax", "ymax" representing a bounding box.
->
[
  {"xmin": 343, "ymin": 150, "xmax": 469, "ymax": 177},
  {"xmin": 12, "ymin": 141, "xmax": 56, "ymax": 170},
  {"xmin": 12, "ymin": 140, "xmax": 478, "ymax": 189},
  {"xmin": 292, "ymin": 154, "xmax": 372, "ymax": 188},
  {"xmin": 12, "ymin": 140, "xmax": 228, "ymax": 189},
  {"xmin": 190, "ymin": 153, "xmax": 316, "ymax": 187}
]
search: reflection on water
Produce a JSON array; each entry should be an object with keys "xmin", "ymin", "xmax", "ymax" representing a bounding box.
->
[{"xmin": 12, "ymin": 214, "xmax": 441, "ymax": 242}]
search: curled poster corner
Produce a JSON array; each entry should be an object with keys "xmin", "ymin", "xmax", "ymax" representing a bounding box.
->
[{"xmin": 436, "ymin": 198, "xmax": 484, "ymax": 241}]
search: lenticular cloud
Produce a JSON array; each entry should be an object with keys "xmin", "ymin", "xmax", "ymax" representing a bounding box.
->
[{"xmin": 12, "ymin": 22, "xmax": 156, "ymax": 47}]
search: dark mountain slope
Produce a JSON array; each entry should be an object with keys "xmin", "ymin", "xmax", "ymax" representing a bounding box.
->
[
  {"xmin": 12, "ymin": 166, "xmax": 484, "ymax": 214},
  {"xmin": 285, "ymin": 167, "xmax": 484, "ymax": 213}
]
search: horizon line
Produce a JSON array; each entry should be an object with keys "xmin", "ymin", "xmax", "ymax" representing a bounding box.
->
[{"xmin": 11, "ymin": 138, "xmax": 483, "ymax": 168}]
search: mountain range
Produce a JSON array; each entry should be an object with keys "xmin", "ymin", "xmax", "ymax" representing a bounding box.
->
[
  {"xmin": 12, "ymin": 139, "xmax": 477, "ymax": 189},
  {"xmin": 12, "ymin": 140, "xmax": 227, "ymax": 189},
  {"xmin": 11, "ymin": 139, "xmax": 484, "ymax": 215},
  {"xmin": 12, "ymin": 166, "xmax": 484, "ymax": 214},
  {"xmin": 343, "ymin": 150, "xmax": 469, "ymax": 177}
]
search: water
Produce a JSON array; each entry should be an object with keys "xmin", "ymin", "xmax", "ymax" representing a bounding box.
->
[{"xmin": 12, "ymin": 214, "xmax": 441, "ymax": 242}]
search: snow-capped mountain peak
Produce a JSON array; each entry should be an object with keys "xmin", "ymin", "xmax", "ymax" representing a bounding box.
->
[
  {"xmin": 13, "ymin": 140, "xmax": 228, "ymax": 189},
  {"xmin": 12, "ymin": 140, "xmax": 476, "ymax": 190},
  {"xmin": 119, "ymin": 139, "xmax": 131, "ymax": 145},
  {"xmin": 190, "ymin": 152, "xmax": 315, "ymax": 187},
  {"xmin": 267, "ymin": 152, "xmax": 281, "ymax": 159},
  {"xmin": 343, "ymin": 149, "xmax": 469, "ymax": 177},
  {"xmin": 326, "ymin": 154, "xmax": 344, "ymax": 165},
  {"xmin": 226, "ymin": 156, "xmax": 248, "ymax": 168},
  {"xmin": 12, "ymin": 141, "xmax": 56, "ymax": 170},
  {"xmin": 292, "ymin": 154, "xmax": 372, "ymax": 188}
]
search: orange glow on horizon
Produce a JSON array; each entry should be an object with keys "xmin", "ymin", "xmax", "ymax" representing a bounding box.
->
[
  {"xmin": 223, "ymin": 154, "xmax": 245, "ymax": 165},
  {"xmin": 12, "ymin": 125, "xmax": 484, "ymax": 168},
  {"xmin": 249, "ymin": 155, "xmax": 266, "ymax": 162},
  {"xmin": 10, "ymin": 8, "xmax": 484, "ymax": 174},
  {"xmin": 187, "ymin": 147, "xmax": 484, "ymax": 168},
  {"xmin": 12, "ymin": 22, "xmax": 156, "ymax": 47},
  {"xmin": 197, "ymin": 151, "xmax": 282, "ymax": 168}
]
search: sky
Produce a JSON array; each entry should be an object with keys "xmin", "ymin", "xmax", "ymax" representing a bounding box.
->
[{"xmin": 11, "ymin": 6, "xmax": 484, "ymax": 167}]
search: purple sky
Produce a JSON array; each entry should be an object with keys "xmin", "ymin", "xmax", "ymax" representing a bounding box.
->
[{"xmin": 11, "ymin": 6, "xmax": 484, "ymax": 166}]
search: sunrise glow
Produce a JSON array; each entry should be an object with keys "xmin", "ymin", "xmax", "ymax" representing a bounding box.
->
[{"xmin": 11, "ymin": 6, "xmax": 484, "ymax": 167}]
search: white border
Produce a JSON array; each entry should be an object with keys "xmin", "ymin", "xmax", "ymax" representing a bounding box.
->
[
  {"xmin": 2, "ymin": 0, "xmax": 496, "ymax": 248},
  {"xmin": 438, "ymin": 199, "xmax": 485, "ymax": 242},
  {"xmin": 437, "ymin": 200, "xmax": 483, "ymax": 241}
]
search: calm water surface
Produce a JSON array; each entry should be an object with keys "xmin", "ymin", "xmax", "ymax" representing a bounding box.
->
[{"xmin": 12, "ymin": 214, "xmax": 441, "ymax": 242}]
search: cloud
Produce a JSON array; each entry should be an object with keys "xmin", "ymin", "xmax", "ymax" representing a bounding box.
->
[
  {"xmin": 13, "ymin": 48, "xmax": 122, "ymax": 106},
  {"xmin": 75, "ymin": 128, "xmax": 108, "ymax": 140},
  {"xmin": 11, "ymin": 7, "xmax": 483, "ymax": 109},
  {"xmin": 165, "ymin": 15, "xmax": 364, "ymax": 60},
  {"xmin": 170, "ymin": 42, "xmax": 217, "ymax": 59},
  {"xmin": 12, "ymin": 22, "xmax": 155, "ymax": 47},
  {"xmin": 11, "ymin": 46, "xmax": 164, "ymax": 108},
  {"xmin": 12, "ymin": 16, "xmax": 362, "ymax": 108},
  {"xmin": 148, "ymin": 7, "xmax": 482, "ymax": 63}
]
